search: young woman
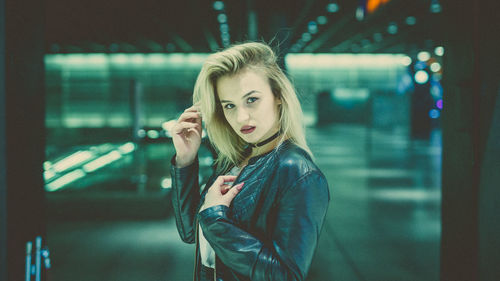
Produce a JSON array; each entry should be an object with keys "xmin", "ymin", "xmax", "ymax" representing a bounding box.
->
[{"xmin": 169, "ymin": 42, "xmax": 330, "ymax": 281}]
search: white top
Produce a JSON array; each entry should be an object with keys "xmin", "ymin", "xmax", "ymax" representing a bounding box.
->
[{"xmin": 199, "ymin": 165, "xmax": 242, "ymax": 268}]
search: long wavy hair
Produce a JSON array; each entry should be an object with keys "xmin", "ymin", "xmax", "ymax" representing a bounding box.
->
[{"xmin": 193, "ymin": 42, "xmax": 312, "ymax": 172}]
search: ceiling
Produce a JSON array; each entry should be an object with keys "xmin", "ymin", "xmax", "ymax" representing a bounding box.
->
[{"xmin": 45, "ymin": 0, "xmax": 444, "ymax": 55}]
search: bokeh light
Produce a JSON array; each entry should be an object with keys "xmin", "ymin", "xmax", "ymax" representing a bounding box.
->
[{"xmin": 415, "ymin": 70, "xmax": 429, "ymax": 84}]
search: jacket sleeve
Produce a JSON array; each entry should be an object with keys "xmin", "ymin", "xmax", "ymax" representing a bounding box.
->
[
  {"xmin": 198, "ymin": 171, "xmax": 330, "ymax": 281},
  {"xmin": 170, "ymin": 154, "xmax": 200, "ymax": 244}
]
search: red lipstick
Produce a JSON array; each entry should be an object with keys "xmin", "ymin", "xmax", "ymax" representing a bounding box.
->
[{"xmin": 240, "ymin": 125, "xmax": 256, "ymax": 134}]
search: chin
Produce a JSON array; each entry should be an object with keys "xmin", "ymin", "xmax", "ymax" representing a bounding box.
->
[
  {"xmin": 240, "ymin": 132, "xmax": 260, "ymax": 144},
  {"xmin": 241, "ymin": 135, "xmax": 255, "ymax": 143}
]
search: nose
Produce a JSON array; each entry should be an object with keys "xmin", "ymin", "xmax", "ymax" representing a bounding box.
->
[{"xmin": 236, "ymin": 107, "xmax": 250, "ymax": 124}]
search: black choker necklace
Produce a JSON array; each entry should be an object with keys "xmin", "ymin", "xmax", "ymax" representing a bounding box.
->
[{"xmin": 249, "ymin": 131, "xmax": 281, "ymax": 148}]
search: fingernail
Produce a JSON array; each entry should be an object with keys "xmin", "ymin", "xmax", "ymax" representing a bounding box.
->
[{"xmin": 237, "ymin": 182, "xmax": 244, "ymax": 190}]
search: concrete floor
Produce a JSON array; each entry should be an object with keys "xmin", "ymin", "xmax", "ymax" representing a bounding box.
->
[{"xmin": 46, "ymin": 124, "xmax": 441, "ymax": 281}]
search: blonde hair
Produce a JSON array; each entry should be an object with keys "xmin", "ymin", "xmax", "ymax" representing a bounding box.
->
[{"xmin": 193, "ymin": 42, "xmax": 312, "ymax": 172}]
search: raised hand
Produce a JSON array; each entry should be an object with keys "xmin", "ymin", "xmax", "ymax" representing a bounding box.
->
[{"xmin": 169, "ymin": 104, "xmax": 203, "ymax": 168}]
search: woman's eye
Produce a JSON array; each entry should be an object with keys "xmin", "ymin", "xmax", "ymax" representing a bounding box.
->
[
  {"xmin": 224, "ymin": 104, "xmax": 235, "ymax": 109},
  {"xmin": 247, "ymin": 97, "xmax": 258, "ymax": 104}
]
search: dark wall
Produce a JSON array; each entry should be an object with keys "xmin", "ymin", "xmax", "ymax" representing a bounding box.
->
[
  {"xmin": 440, "ymin": 0, "xmax": 500, "ymax": 280},
  {"xmin": 0, "ymin": 0, "xmax": 7, "ymax": 279},
  {"xmin": 476, "ymin": 1, "xmax": 500, "ymax": 279},
  {"xmin": 478, "ymin": 88, "xmax": 500, "ymax": 281},
  {"xmin": 0, "ymin": 0, "xmax": 47, "ymax": 280}
]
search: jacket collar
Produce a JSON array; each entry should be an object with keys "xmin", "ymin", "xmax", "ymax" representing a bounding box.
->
[{"xmin": 247, "ymin": 138, "xmax": 292, "ymax": 166}]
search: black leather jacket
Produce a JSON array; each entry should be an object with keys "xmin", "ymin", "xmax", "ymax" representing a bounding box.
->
[{"xmin": 171, "ymin": 140, "xmax": 330, "ymax": 281}]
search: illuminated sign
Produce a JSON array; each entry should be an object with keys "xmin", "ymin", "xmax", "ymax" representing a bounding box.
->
[{"xmin": 366, "ymin": 0, "xmax": 391, "ymax": 14}]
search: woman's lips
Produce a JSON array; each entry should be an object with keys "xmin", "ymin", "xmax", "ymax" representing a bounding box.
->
[{"xmin": 240, "ymin": 126, "xmax": 256, "ymax": 134}]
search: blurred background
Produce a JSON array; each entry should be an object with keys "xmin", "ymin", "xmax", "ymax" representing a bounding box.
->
[{"xmin": 1, "ymin": 0, "xmax": 499, "ymax": 281}]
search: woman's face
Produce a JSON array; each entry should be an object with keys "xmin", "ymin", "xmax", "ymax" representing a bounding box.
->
[{"xmin": 216, "ymin": 68, "xmax": 281, "ymax": 144}]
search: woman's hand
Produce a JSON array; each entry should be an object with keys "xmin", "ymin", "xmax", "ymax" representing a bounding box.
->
[
  {"xmin": 202, "ymin": 175, "xmax": 245, "ymax": 210},
  {"xmin": 169, "ymin": 104, "xmax": 203, "ymax": 167}
]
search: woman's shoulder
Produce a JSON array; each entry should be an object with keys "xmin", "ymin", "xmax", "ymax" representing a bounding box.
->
[
  {"xmin": 275, "ymin": 141, "xmax": 322, "ymax": 180},
  {"xmin": 272, "ymin": 141, "xmax": 329, "ymax": 200}
]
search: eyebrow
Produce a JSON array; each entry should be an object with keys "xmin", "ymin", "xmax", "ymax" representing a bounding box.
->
[{"xmin": 220, "ymin": 90, "xmax": 260, "ymax": 103}]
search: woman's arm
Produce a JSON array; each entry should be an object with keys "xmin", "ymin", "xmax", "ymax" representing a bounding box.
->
[
  {"xmin": 170, "ymin": 154, "xmax": 201, "ymax": 244},
  {"xmin": 198, "ymin": 171, "xmax": 330, "ymax": 281}
]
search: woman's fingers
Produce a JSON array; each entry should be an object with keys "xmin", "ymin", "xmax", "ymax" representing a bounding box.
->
[
  {"xmin": 176, "ymin": 109, "xmax": 202, "ymax": 136},
  {"xmin": 178, "ymin": 111, "xmax": 201, "ymax": 123},
  {"xmin": 214, "ymin": 175, "xmax": 242, "ymax": 195},
  {"xmin": 183, "ymin": 104, "xmax": 201, "ymax": 114},
  {"xmin": 204, "ymin": 177, "xmax": 244, "ymax": 208},
  {"xmin": 210, "ymin": 175, "xmax": 237, "ymax": 189},
  {"xmin": 223, "ymin": 182, "xmax": 244, "ymax": 201},
  {"xmin": 173, "ymin": 121, "xmax": 199, "ymax": 133},
  {"xmin": 220, "ymin": 184, "xmax": 232, "ymax": 194},
  {"xmin": 216, "ymin": 175, "xmax": 237, "ymax": 184}
]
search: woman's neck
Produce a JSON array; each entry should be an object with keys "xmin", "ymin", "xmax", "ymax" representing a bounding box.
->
[{"xmin": 250, "ymin": 136, "xmax": 281, "ymax": 158}]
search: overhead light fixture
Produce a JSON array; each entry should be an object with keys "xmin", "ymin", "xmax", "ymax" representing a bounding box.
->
[
  {"xmin": 317, "ymin": 16, "xmax": 328, "ymax": 25},
  {"xmin": 147, "ymin": 54, "xmax": 167, "ymax": 64},
  {"xmin": 118, "ymin": 142, "xmax": 136, "ymax": 154},
  {"xmin": 356, "ymin": 6, "xmax": 365, "ymax": 21},
  {"xmin": 213, "ymin": 1, "xmax": 224, "ymax": 11},
  {"xmin": 415, "ymin": 70, "xmax": 429, "ymax": 84},
  {"xmin": 217, "ymin": 14, "xmax": 227, "ymax": 23},
  {"xmin": 373, "ymin": 32, "xmax": 383, "ymax": 42},
  {"xmin": 292, "ymin": 2, "xmax": 334, "ymax": 52},
  {"xmin": 213, "ymin": 1, "xmax": 230, "ymax": 47},
  {"xmin": 43, "ymin": 161, "xmax": 52, "ymax": 170},
  {"xmin": 327, "ymin": 1, "xmax": 339, "ymax": 13},
  {"xmin": 405, "ymin": 16, "xmax": 417, "ymax": 25},
  {"xmin": 219, "ymin": 23, "xmax": 229, "ymax": 33},
  {"xmin": 401, "ymin": 56, "xmax": 412, "ymax": 66},
  {"xmin": 221, "ymin": 32, "xmax": 230, "ymax": 41},
  {"xmin": 434, "ymin": 46, "xmax": 444, "ymax": 56},
  {"xmin": 431, "ymin": 84, "xmax": 443, "ymax": 98},
  {"xmin": 46, "ymin": 169, "xmax": 86, "ymax": 192},
  {"xmin": 52, "ymin": 151, "xmax": 94, "ymax": 173},
  {"xmin": 387, "ymin": 22, "xmax": 398, "ymax": 34},
  {"xmin": 430, "ymin": 62, "xmax": 442, "ymax": 72},
  {"xmin": 430, "ymin": 0, "xmax": 442, "ymax": 13},
  {"xmin": 130, "ymin": 54, "xmax": 145, "ymax": 64},
  {"xmin": 436, "ymin": 99, "xmax": 443, "ymax": 109},
  {"xmin": 302, "ymin": 33, "xmax": 312, "ymax": 42},
  {"xmin": 44, "ymin": 170, "xmax": 56, "ymax": 181},
  {"xmin": 83, "ymin": 151, "xmax": 122, "ymax": 173},
  {"xmin": 308, "ymin": 21, "xmax": 318, "ymax": 34},
  {"xmin": 417, "ymin": 51, "xmax": 431, "ymax": 61},
  {"xmin": 137, "ymin": 129, "xmax": 146, "ymax": 138},
  {"xmin": 429, "ymin": 109, "xmax": 440, "ymax": 119},
  {"xmin": 147, "ymin": 130, "xmax": 160, "ymax": 139}
]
